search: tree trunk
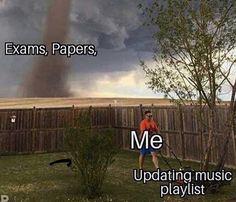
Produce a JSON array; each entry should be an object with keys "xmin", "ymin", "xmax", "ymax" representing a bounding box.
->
[
  {"xmin": 203, "ymin": 107, "xmax": 215, "ymax": 170},
  {"xmin": 215, "ymin": 125, "xmax": 233, "ymax": 171}
]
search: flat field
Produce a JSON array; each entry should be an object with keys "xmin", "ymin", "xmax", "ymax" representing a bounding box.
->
[{"xmin": 0, "ymin": 97, "xmax": 173, "ymax": 109}]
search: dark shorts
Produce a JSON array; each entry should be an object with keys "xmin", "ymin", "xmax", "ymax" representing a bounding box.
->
[{"xmin": 140, "ymin": 145, "xmax": 156, "ymax": 156}]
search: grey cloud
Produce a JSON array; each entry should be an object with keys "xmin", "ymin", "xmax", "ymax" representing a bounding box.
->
[
  {"xmin": 71, "ymin": 48, "xmax": 141, "ymax": 73},
  {"xmin": 70, "ymin": 0, "xmax": 143, "ymax": 49},
  {"xmin": 125, "ymin": 26, "xmax": 155, "ymax": 52}
]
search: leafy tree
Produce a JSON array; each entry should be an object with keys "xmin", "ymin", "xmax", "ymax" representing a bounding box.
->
[
  {"xmin": 64, "ymin": 110, "xmax": 117, "ymax": 199},
  {"xmin": 139, "ymin": 0, "xmax": 236, "ymax": 170}
]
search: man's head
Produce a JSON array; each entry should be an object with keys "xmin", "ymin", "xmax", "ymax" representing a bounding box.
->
[{"xmin": 144, "ymin": 110, "xmax": 153, "ymax": 121}]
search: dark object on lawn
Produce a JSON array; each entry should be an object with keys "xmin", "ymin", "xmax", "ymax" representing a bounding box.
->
[
  {"xmin": 49, "ymin": 158, "xmax": 72, "ymax": 167},
  {"xmin": 198, "ymin": 178, "xmax": 231, "ymax": 194}
]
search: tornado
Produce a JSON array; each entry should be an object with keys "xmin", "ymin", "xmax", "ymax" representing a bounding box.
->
[{"xmin": 21, "ymin": 0, "xmax": 72, "ymax": 97}]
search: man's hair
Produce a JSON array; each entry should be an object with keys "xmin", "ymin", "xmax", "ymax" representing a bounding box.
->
[{"xmin": 144, "ymin": 110, "xmax": 151, "ymax": 115}]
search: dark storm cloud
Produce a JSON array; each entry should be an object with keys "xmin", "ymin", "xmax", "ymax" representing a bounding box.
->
[
  {"xmin": 69, "ymin": 0, "xmax": 155, "ymax": 51},
  {"xmin": 71, "ymin": 48, "xmax": 142, "ymax": 73},
  {"xmin": 0, "ymin": 0, "xmax": 47, "ymax": 42},
  {"xmin": 125, "ymin": 26, "xmax": 155, "ymax": 52},
  {"xmin": 0, "ymin": 0, "xmax": 155, "ymax": 97}
]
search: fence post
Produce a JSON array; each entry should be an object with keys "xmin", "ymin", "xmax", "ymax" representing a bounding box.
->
[
  {"xmin": 139, "ymin": 104, "xmax": 143, "ymax": 121},
  {"xmin": 72, "ymin": 105, "xmax": 75, "ymax": 127},
  {"xmin": 164, "ymin": 109, "xmax": 171, "ymax": 157},
  {"xmin": 197, "ymin": 105, "xmax": 204, "ymax": 169},
  {"xmin": 114, "ymin": 105, "xmax": 120, "ymax": 147},
  {"xmin": 89, "ymin": 105, "xmax": 92, "ymax": 128},
  {"xmin": 32, "ymin": 106, "xmax": 36, "ymax": 152},
  {"xmin": 178, "ymin": 104, "xmax": 185, "ymax": 160},
  {"xmin": 151, "ymin": 103, "xmax": 154, "ymax": 116},
  {"xmin": 231, "ymin": 129, "xmax": 236, "ymax": 166},
  {"xmin": 108, "ymin": 104, "xmax": 112, "ymax": 127}
]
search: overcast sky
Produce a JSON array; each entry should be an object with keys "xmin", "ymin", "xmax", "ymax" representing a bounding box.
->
[{"xmin": 0, "ymin": 0, "xmax": 162, "ymax": 98}]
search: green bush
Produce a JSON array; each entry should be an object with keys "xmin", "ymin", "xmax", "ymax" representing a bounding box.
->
[{"xmin": 64, "ymin": 110, "xmax": 117, "ymax": 199}]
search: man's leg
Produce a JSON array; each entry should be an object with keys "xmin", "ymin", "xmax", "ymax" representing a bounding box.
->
[
  {"xmin": 139, "ymin": 154, "xmax": 145, "ymax": 169},
  {"xmin": 151, "ymin": 151, "xmax": 159, "ymax": 169}
]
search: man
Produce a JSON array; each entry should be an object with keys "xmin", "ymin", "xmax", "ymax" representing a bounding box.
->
[{"xmin": 139, "ymin": 110, "xmax": 160, "ymax": 170}]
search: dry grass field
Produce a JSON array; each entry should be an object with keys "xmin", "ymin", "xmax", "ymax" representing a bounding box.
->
[{"xmin": 0, "ymin": 97, "xmax": 174, "ymax": 109}]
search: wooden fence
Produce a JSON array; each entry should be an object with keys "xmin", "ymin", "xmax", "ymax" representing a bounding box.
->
[{"xmin": 0, "ymin": 105, "xmax": 235, "ymax": 168}]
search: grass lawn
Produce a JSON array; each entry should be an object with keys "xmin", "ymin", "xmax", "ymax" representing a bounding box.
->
[{"xmin": 0, "ymin": 150, "xmax": 235, "ymax": 202}]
